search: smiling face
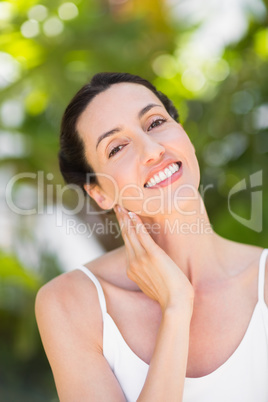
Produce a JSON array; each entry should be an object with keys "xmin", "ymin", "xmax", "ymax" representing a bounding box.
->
[{"xmin": 77, "ymin": 82, "xmax": 200, "ymax": 215}]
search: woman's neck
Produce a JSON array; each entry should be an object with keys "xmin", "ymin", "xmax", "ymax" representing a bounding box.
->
[{"xmin": 141, "ymin": 194, "xmax": 228, "ymax": 289}]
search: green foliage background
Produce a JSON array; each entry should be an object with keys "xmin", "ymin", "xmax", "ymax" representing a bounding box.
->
[{"xmin": 0, "ymin": 0, "xmax": 267, "ymax": 399}]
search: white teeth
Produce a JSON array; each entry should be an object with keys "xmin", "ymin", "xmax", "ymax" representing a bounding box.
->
[
  {"xmin": 148, "ymin": 177, "xmax": 156, "ymax": 186},
  {"xmin": 145, "ymin": 162, "xmax": 181, "ymax": 187},
  {"xmin": 159, "ymin": 171, "xmax": 166, "ymax": 181},
  {"xmin": 154, "ymin": 174, "xmax": 161, "ymax": 184},
  {"xmin": 170, "ymin": 164, "xmax": 176, "ymax": 173},
  {"xmin": 164, "ymin": 168, "xmax": 172, "ymax": 177}
]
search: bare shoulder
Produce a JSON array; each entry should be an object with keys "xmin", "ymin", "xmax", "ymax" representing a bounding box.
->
[
  {"xmin": 35, "ymin": 266, "xmax": 103, "ymax": 352},
  {"xmin": 263, "ymin": 247, "xmax": 268, "ymax": 306},
  {"xmin": 35, "ymin": 249, "xmax": 127, "ymax": 401},
  {"xmin": 233, "ymin": 242, "xmax": 268, "ymax": 306},
  {"xmin": 242, "ymin": 244, "xmax": 268, "ymax": 306},
  {"xmin": 36, "ymin": 246, "xmax": 124, "ymax": 304},
  {"xmin": 35, "ymin": 245, "xmax": 127, "ymax": 342},
  {"xmin": 219, "ymin": 238, "xmax": 267, "ymax": 301},
  {"xmin": 221, "ymin": 239, "xmax": 264, "ymax": 271}
]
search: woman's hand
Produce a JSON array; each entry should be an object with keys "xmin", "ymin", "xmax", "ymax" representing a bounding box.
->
[{"xmin": 114, "ymin": 206, "xmax": 194, "ymax": 314}]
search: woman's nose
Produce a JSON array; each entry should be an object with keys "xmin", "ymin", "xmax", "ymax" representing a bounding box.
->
[{"xmin": 140, "ymin": 136, "xmax": 165, "ymax": 165}]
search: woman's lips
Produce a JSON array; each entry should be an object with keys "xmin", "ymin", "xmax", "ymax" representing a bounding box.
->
[{"xmin": 144, "ymin": 162, "xmax": 182, "ymax": 189}]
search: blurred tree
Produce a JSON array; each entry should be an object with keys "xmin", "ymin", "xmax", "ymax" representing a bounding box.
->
[{"xmin": 0, "ymin": 0, "xmax": 267, "ymax": 399}]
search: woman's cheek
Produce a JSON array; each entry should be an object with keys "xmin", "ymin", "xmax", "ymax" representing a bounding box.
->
[
  {"xmin": 97, "ymin": 174, "xmax": 119, "ymax": 205},
  {"xmin": 119, "ymin": 185, "xmax": 146, "ymax": 213}
]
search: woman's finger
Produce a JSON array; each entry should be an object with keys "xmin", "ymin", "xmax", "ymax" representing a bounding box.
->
[
  {"xmin": 124, "ymin": 213, "xmax": 146, "ymax": 256},
  {"xmin": 114, "ymin": 206, "xmax": 143, "ymax": 260},
  {"xmin": 114, "ymin": 206, "xmax": 135, "ymax": 259},
  {"xmin": 128, "ymin": 212, "xmax": 158, "ymax": 253}
]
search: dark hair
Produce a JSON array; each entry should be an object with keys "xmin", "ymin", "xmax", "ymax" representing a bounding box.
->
[{"xmin": 59, "ymin": 72, "xmax": 179, "ymax": 194}]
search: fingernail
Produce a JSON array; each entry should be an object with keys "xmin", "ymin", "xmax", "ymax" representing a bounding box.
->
[
  {"xmin": 117, "ymin": 205, "xmax": 121, "ymax": 212},
  {"xmin": 128, "ymin": 211, "xmax": 136, "ymax": 220}
]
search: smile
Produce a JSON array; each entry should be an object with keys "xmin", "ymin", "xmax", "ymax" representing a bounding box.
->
[{"xmin": 144, "ymin": 162, "xmax": 182, "ymax": 188}]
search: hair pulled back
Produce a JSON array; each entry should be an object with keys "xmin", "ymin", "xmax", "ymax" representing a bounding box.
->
[{"xmin": 59, "ymin": 72, "xmax": 179, "ymax": 194}]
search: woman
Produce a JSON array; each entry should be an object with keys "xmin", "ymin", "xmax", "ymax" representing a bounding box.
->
[{"xmin": 35, "ymin": 72, "xmax": 268, "ymax": 401}]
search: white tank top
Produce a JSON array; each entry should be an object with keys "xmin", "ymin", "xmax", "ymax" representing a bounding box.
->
[{"xmin": 77, "ymin": 249, "xmax": 268, "ymax": 402}]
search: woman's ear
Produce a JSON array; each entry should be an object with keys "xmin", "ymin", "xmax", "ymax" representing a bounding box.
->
[{"xmin": 84, "ymin": 184, "xmax": 114, "ymax": 210}]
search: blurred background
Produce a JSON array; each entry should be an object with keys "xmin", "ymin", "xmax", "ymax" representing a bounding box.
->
[{"xmin": 0, "ymin": 0, "xmax": 267, "ymax": 400}]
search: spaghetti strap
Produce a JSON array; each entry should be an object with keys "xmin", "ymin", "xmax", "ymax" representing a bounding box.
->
[
  {"xmin": 258, "ymin": 249, "xmax": 268, "ymax": 302},
  {"xmin": 77, "ymin": 266, "xmax": 107, "ymax": 318}
]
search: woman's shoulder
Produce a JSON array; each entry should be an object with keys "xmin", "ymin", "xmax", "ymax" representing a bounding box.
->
[
  {"xmin": 35, "ymin": 246, "xmax": 130, "ymax": 324},
  {"xmin": 228, "ymin": 241, "xmax": 268, "ymax": 305},
  {"xmin": 221, "ymin": 239, "xmax": 266, "ymax": 271},
  {"xmin": 35, "ymin": 251, "xmax": 124, "ymax": 357},
  {"xmin": 36, "ymin": 246, "xmax": 120, "ymax": 304},
  {"xmin": 214, "ymin": 237, "xmax": 268, "ymax": 303},
  {"xmin": 35, "ymin": 267, "xmax": 102, "ymax": 342}
]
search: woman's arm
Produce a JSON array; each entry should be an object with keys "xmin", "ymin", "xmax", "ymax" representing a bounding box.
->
[
  {"xmin": 115, "ymin": 207, "xmax": 194, "ymax": 402},
  {"xmin": 138, "ymin": 307, "xmax": 191, "ymax": 401},
  {"xmin": 35, "ymin": 207, "xmax": 193, "ymax": 402},
  {"xmin": 35, "ymin": 272, "xmax": 127, "ymax": 402}
]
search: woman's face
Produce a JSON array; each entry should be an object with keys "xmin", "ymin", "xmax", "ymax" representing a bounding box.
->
[{"xmin": 77, "ymin": 82, "xmax": 200, "ymax": 216}]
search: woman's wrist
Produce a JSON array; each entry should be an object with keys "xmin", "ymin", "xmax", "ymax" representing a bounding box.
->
[{"xmin": 162, "ymin": 295, "xmax": 194, "ymax": 322}]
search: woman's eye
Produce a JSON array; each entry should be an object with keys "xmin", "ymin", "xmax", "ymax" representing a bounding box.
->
[
  {"xmin": 148, "ymin": 118, "xmax": 167, "ymax": 131},
  {"xmin": 108, "ymin": 145, "xmax": 124, "ymax": 158}
]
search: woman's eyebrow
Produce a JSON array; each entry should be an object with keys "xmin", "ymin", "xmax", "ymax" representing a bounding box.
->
[
  {"xmin": 96, "ymin": 127, "xmax": 121, "ymax": 150},
  {"xmin": 138, "ymin": 103, "xmax": 162, "ymax": 119},
  {"xmin": 95, "ymin": 103, "xmax": 162, "ymax": 150}
]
